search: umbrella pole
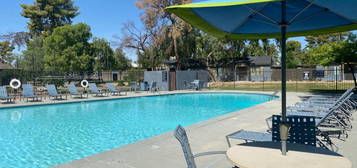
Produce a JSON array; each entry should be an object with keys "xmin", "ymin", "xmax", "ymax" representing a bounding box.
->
[{"xmin": 280, "ymin": 0, "xmax": 288, "ymax": 156}]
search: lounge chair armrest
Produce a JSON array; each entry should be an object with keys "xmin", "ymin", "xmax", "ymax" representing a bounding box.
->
[
  {"xmin": 193, "ymin": 151, "xmax": 226, "ymax": 158},
  {"xmin": 226, "ymin": 129, "xmax": 245, "ymax": 138},
  {"xmin": 227, "ymin": 130, "xmax": 272, "ymax": 142}
]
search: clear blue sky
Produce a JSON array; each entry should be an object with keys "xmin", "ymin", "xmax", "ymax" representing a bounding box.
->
[
  {"xmin": 0, "ymin": 0, "xmax": 143, "ymax": 60},
  {"xmin": 0, "ymin": 0, "xmax": 143, "ymax": 39},
  {"xmin": 0, "ymin": 0, "xmax": 308, "ymax": 61}
]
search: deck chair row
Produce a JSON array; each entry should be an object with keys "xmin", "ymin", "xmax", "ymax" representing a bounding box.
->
[
  {"xmin": 226, "ymin": 87, "xmax": 356, "ymax": 152},
  {"xmin": 0, "ymin": 83, "xmax": 126, "ymax": 103}
]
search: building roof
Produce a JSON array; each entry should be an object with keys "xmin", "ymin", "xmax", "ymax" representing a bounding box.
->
[
  {"xmin": 249, "ymin": 56, "xmax": 272, "ymax": 66},
  {"xmin": 0, "ymin": 62, "xmax": 14, "ymax": 70}
]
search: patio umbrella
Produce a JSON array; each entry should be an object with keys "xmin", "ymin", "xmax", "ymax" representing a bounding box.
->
[{"xmin": 166, "ymin": 0, "xmax": 357, "ymax": 155}]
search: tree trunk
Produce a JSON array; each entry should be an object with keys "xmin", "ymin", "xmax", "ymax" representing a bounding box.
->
[
  {"xmin": 200, "ymin": 60, "xmax": 217, "ymax": 82},
  {"xmin": 347, "ymin": 63, "xmax": 357, "ymax": 87},
  {"xmin": 173, "ymin": 37, "xmax": 180, "ymax": 70},
  {"xmin": 202, "ymin": 52, "xmax": 217, "ymax": 82},
  {"xmin": 207, "ymin": 67, "xmax": 217, "ymax": 82}
]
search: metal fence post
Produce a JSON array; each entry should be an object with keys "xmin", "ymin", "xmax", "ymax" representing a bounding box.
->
[
  {"xmin": 234, "ymin": 65, "xmax": 236, "ymax": 89},
  {"xmin": 295, "ymin": 69, "xmax": 298, "ymax": 92},
  {"xmin": 335, "ymin": 66, "xmax": 338, "ymax": 93},
  {"xmin": 262, "ymin": 69, "xmax": 265, "ymax": 91}
]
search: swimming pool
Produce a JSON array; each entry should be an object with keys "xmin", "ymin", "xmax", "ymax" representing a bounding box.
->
[{"xmin": 0, "ymin": 93, "xmax": 275, "ymax": 168}]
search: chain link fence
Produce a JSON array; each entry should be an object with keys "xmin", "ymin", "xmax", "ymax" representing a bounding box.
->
[
  {"xmin": 209, "ymin": 68, "xmax": 356, "ymax": 92},
  {"xmin": 0, "ymin": 69, "xmax": 144, "ymax": 87},
  {"xmin": 1, "ymin": 68, "xmax": 355, "ymax": 92}
]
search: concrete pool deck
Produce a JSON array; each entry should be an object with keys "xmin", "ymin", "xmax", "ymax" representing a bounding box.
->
[{"xmin": 1, "ymin": 90, "xmax": 355, "ymax": 168}]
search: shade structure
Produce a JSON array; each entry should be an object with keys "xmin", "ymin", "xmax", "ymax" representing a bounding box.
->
[
  {"xmin": 166, "ymin": 0, "xmax": 357, "ymax": 155},
  {"xmin": 166, "ymin": 0, "xmax": 357, "ymax": 39}
]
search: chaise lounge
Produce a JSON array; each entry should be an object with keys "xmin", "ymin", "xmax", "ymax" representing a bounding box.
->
[
  {"xmin": 47, "ymin": 85, "xmax": 66, "ymax": 100},
  {"xmin": 88, "ymin": 83, "xmax": 107, "ymax": 97},
  {"xmin": 66, "ymin": 83, "xmax": 86, "ymax": 98},
  {"xmin": 106, "ymin": 83, "xmax": 125, "ymax": 96},
  {"xmin": 0, "ymin": 86, "xmax": 15, "ymax": 103},
  {"xmin": 22, "ymin": 84, "xmax": 42, "ymax": 102}
]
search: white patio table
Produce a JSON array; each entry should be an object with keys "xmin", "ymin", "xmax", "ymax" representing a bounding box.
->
[{"xmin": 226, "ymin": 142, "xmax": 352, "ymax": 168}]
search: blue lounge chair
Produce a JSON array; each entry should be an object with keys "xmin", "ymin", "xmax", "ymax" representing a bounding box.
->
[
  {"xmin": 130, "ymin": 81, "xmax": 139, "ymax": 92},
  {"xmin": 149, "ymin": 81, "xmax": 158, "ymax": 92},
  {"xmin": 66, "ymin": 83, "xmax": 85, "ymax": 98},
  {"xmin": 293, "ymin": 88, "xmax": 355, "ymax": 109},
  {"xmin": 22, "ymin": 84, "xmax": 41, "ymax": 102},
  {"xmin": 290, "ymin": 91, "xmax": 354, "ymax": 112},
  {"xmin": 261, "ymin": 92, "xmax": 355, "ymax": 151},
  {"xmin": 106, "ymin": 83, "xmax": 125, "ymax": 96},
  {"xmin": 265, "ymin": 93, "xmax": 354, "ymax": 136},
  {"xmin": 47, "ymin": 85, "xmax": 66, "ymax": 100},
  {"xmin": 288, "ymin": 93, "xmax": 354, "ymax": 122},
  {"xmin": 191, "ymin": 80, "xmax": 205, "ymax": 90},
  {"xmin": 140, "ymin": 82, "xmax": 149, "ymax": 91},
  {"xmin": 174, "ymin": 125, "xmax": 225, "ymax": 168},
  {"xmin": 305, "ymin": 87, "xmax": 356, "ymax": 102},
  {"xmin": 294, "ymin": 94, "xmax": 354, "ymax": 148},
  {"xmin": 192, "ymin": 80, "xmax": 200, "ymax": 90},
  {"xmin": 226, "ymin": 115, "xmax": 317, "ymax": 147},
  {"xmin": 299, "ymin": 87, "xmax": 357, "ymax": 109},
  {"xmin": 0, "ymin": 86, "xmax": 15, "ymax": 103},
  {"xmin": 183, "ymin": 80, "xmax": 190, "ymax": 90},
  {"xmin": 88, "ymin": 83, "xmax": 106, "ymax": 97}
]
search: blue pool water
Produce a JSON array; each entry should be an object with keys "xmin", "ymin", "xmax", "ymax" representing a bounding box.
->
[{"xmin": 0, "ymin": 93, "xmax": 275, "ymax": 168}]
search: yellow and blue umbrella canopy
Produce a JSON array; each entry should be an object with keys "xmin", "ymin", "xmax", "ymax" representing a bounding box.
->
[
  {"xmin": 166, "ymin": 0, "xmax": 357, "ymax": 154},
  {"xmin": 166, "ymin": 0, "xmax": 357, "ymax": 39}
]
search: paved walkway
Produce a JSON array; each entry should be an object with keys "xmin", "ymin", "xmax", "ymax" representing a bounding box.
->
[{"xmin": 52, "ymin": 91, "xmax": 308, "ymax": 168}]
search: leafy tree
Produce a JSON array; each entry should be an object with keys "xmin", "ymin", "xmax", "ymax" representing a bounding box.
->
[
  {"xmin": 120, "ymin": 22, "xmax": 157, "ymax": 69},
  {"xmin": 21, "ymin": 0, "xmax": 79, "ymax": 36},
  {"xmin": 128, "ymin": 0, "xmax": 280, "ymax": 72},
  {"xmin": 303, "ymin": 32, "xmax": 354, "ymax": 66},
  {"xmin": 195, "ymin": 32, "xmax": 225, "ymax": 61},
  {"xmin": 261, "ymin": 39, "xmax": 279, "ymax": 65},
  {"xmin": 0, "ymin": 41, "xmax": 15, "ymax": 64},
  {"xmin": 113, "ymin": 48, "xmax": 131, "ymax": 70},
  {"xmin": 195, "ymin": 33, "xmax": 246, "ymax": 81},
  {"xmin": 245, "ymin": 40, "xmax": 265, "ymax": 57},
  {"xmin": 333, "ymin": 34, "xmax": 357, "ymax": 64},
  {"xmin": 91, "ymin": 38, "xmax": 115, "ymax": 71},
  {"xmin": 20, "ymin": 36, "xmax": 45, "ymax": 71},
  {"xmin": 0, "ymin": 32, "xmax": 30, "ymax": 49},
  {"xmin": 286, "ymin": 40, "xmax": 303, "ymax": 68},
  {"xmin": 12, "ymin": 53, "xmax": 24, "ymax": 69},
  {"xmin": 305, "ymin": 42, "xmax": 337, "ymax": 66},
  {"xmin": 305, "ymin": 32, "xmax": 349, "ymax": 49},
  {"xmin": 135, "ymin": 0, "xmax": 193, "ymax": 69},
  {"xmin": 43, "ymin": 23, "xmax": 94, "ymax": 72},
  {"xmin": 332, "ymin": 34, "xmax": 357, "ymax": 86}
]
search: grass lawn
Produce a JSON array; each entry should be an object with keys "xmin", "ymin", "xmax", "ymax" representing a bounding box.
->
[{"xmin": 208, "ymin": 81, "xmax": 356, "ymax": 93}]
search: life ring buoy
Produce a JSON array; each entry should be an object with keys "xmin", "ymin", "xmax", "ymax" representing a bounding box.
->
[
  {"xmin": 81, "ymin": 80, "xmax": 89, "ymax": 88},
  {"xmin": 10, "ymin": 79, "xmax": 21, "ymax": 89}
]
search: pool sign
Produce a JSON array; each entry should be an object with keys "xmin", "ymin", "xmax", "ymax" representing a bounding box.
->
[{"xmin": 303, "ymin": 72, "xmax": 309, "ymax": 80}]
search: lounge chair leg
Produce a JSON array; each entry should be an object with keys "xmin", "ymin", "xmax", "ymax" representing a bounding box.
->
[{"xmin": 226, "ymin": 136, "xmax": 232, "ymax": 147}]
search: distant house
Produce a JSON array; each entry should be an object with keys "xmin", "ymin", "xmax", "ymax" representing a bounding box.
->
[
  {"xmin": 0, "ymin": 63, "xmax": 16, "ymax": 85},
  {"xmin": 214, "ymin": 56, "xmax": 273, "ymax": 81},
  {"xmin": 315, "ymin": 65, "xmax": 343, "ymax": 81},
  {"xmin": 249, "ymin": 56, "xmax": 272, "ymax": 81},
  {"xmin": 102, "ymin": 70, "xmax": 122, "ymax": 81}
]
